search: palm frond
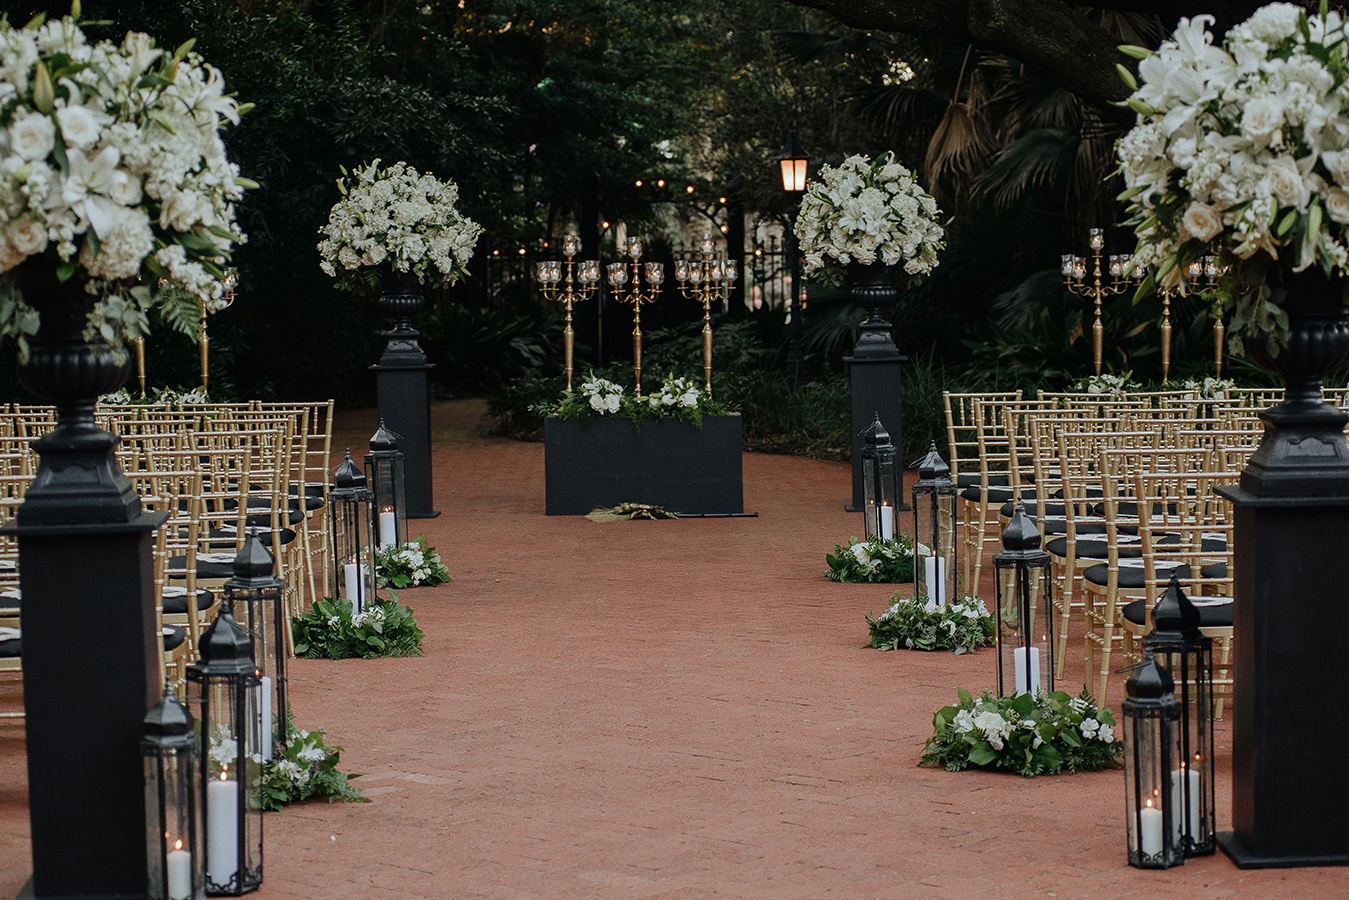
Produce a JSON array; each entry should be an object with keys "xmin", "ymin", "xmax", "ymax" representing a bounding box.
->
[
  {"xmin": 971, "ymin": 126, "xmax": 1079, "ymax": 212},
  {"xmin": 856, "ymin": 84, "xmax": 950, "ymax": 133},
  {"xmin": 925, "ymin": 100, "xmax": 992, "ymax": 191},
  {"xmin": 1096, "ymin": 11, "xmax": 1165, "ymax": 47},
  {"xmin": 771, "ymin": 30, "xmax": 883, "ymax": 66}
]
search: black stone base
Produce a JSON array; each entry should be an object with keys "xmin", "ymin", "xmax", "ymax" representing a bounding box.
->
[
  {"xmin": 544, "ymin": 415, "xmax": 743, "ymax": 515},
  {"xmin": 372, "ymin": 362, "xmax": 437, "ymax": 518},
  {"xmin": 846, "ymin": 354, "xmax": 909, "ymax": 512},
  {"xmin": 1218, "ymin": 831, "xmax": 1349, "ymax": 869}
]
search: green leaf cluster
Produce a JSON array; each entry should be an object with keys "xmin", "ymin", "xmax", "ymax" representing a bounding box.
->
[
  {"xmin": 866, "ymin": 595, "xmax": 993, "ymax": 654},
  {"xmin": 824, "ymin": 534, "xmax": 915, "ymax": 584},
  {"xmin": 530, "ymin": 369, "xmax": 733, "ymax": 429},
  {"xmin": 375, "ymin": 535, "xmax": 452, "ymax": 589},
  {"xmin": 259, "ymin": 710, "xmax": 368, "ymax": 811},
  {"xmin": 291, "ymin": 595, "xmax": 425, "ymax": 660},
  {"xmin": 920, "ymin": 687, "xmax": 1123, "ymax": 778}
]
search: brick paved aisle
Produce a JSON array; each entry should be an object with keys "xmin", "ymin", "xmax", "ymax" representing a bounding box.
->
[{"xmin": 0, "ymin": 400, "xmax": 1338, "ymax": 899}]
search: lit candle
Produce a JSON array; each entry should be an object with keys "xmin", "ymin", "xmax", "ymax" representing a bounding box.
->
[
  {"xmin": 924, "ymin": 555, "xmax": 947, "ymax": 606},
  {"xmin": 258, "ymin": 675, "xmax": 273, "ymax": 763},
  {"xmin": 1173, "ymin": 761, "xmax": 1203, "ymax": 842},
  {"xmin": 344, "ymin": 560, "xmax": 360, "ymax": 612},
  {"xmin": 379, "ymin": 508, "xmax": 396, "ymax": 549},
  {"xmin": 206, "ymin": 770, "xmax": 239, "ymax": 888},
  {"xmin": 166, "ymin": 839, "xmax": 192, "ymax": 900},
  {"xmin": 1012, "ymin": 646, "xmax": 1041, "ymax": 695},
  {"xmin": 879, "ymin": 503, "xmax": 894, "ymax": 541},
  {"xmin": 1139, "ymin": 798, "xmax": 1164, "ymax": 858}
]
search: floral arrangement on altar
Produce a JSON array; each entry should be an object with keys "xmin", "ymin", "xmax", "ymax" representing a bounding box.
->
[
  {"xmin": 1178, "ymin": 376, "xmax": 1236, "ymax": 400},
  {"xmin": 1117, "ymin": 2, "xmax": 1349, "ymax": 353},
  {"xmin": 375, "ymin": 535, "xmax": 451, "ymax": 589},
  {"xmin": 921, "ymin": 687, "xmax": 1123, "ymax": 777},
  {"xmin": 824, "ymin": 534, "xmax": 915, "ymax": 583},
  {"xmin": 291, "ymin": 595, "xmax": 425, "ymax": 660},
  {"xmin": 531, "ymin": 372, "xmax": 731, "ymax": 427},
  {"xmin": 1068, "ymin": 371, "xmax": 1141, "ymax": 398},
  {"xmin": 0, "ymin": 7, "xmax": 252, "ymax": 358},
  {"xmin": 260, "ymin": 714, "xmax": 367, "ymax": 810},
  {"xmin": 794, "ymin": 151, "xmax": 945, "ymax": 285},
  {"xmin": 102, "ymin": 385, "xmax": 209, "ymax": 407},
  {"xmin": 866, "ymin": 595, "xmax": 994, "ymax": 653},
  {"xmin": 317, "ymin": 158, "xmax": 482, "ymax": 293}
]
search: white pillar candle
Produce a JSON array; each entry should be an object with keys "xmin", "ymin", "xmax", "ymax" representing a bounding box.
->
[
  {"xmin": 379, "ymin": 510, "xmax": 396, "ymax": 548},
  {"xmin": 1012, "ymin": 646, "xmax": 1041, "ymax": 695},
  {"xmin": 1173, "ymin": 766, "xmax": 1203, "ymax": 842},
  {"xmin": 924, "ymin": 556, "xmax": 947, "ymax": 606},
  {"xmin": 879, "ymin": 504, "xmax": 894, "ymax": 541},
  {"xmin": 259, "ymin": 676, "xmax": 273, "ymax": 763},
  {"xmin": 344, "ymin": 561, "xmax": 359, "ymax": 611},
  {"xmin": 206, "ymin": 773, "xmax": 239, "ymax": 888},
  {"xmin": 166, "ymin": 841, "xmax": 192, "ymax": 900},
  {"xmin": 1139, "ymin": 801, "xmax": 1164, "ymax": 857}
]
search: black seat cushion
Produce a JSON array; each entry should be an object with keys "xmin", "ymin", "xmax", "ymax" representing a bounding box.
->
[
  {"xmin": 1083, "ymin": 560, "xmax": 1191, "ymax": 588},
  {"xmin": 1001, "ymin": 501, "xmax": 1068, "ymax": 520},
  {"xmin": 1122, "ymin": 598, "xmax": 1232, "ymax": 628},
  {"xmin": 167, "ymin": 555, "xmax": 235, "ymax": 580},
  {"xmin": 162, "ymin": 587, "xmax": 214, "ymax": 615},
  {"xmin": 0, "ymin": 635, "xmax": 19, "ymax": 657},
  {"xmin": 1045, "ymin": 532, "xmax": 1179, "ymax": 560},
  {"xmin": 1201, "ymin": 561, "xmax": 1226, "ymax": 579},
  {"xmin": 161, "ymin": 625, "xmax": 187, "ymax": 652},
  {"xmin": 962, "ymin": 485, "xmax": 1037, "ymax": 504},
  {"xmin": 246, "ymin": 508, "xmax": 306, "ymax": 528},
  {"xmin": 957, "ymin": 473, "xmax": 1010, "ymax": 490}
]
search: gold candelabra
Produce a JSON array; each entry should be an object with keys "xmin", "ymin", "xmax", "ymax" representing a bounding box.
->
[
  {"xmin": 198, "ymin": 269, "xmax": 238, "ymax": 392},
  {"xmin": 537, "ymin": 235, "xmax": 600, "ymax": 392},
  {"xmin": 1062, "ymin": 228, "xmax": 1139, "ymax": 375},
  {"xmin": 1184, "ymin": 255, "xmax": 1229, "ymax": 378},
  {"xmin": 606, "ymin": 237, "xmax": 664, "ymax": 396},
  {"xmin": 674, "ymin": 231, "xmax": 738, "ymax": 397}
]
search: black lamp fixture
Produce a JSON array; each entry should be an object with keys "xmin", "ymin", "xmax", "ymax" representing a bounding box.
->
[
  {"xmin": 223, "ymin": 533, "xmax": 286, "ymax": 763},
  {"xmin": 1145, "ymin": 573, "xmax": 1215, "ymax": 857},
  {"xmin": 366, "ymin": 420, "xmax": 407, "ymax": 551},
  {"xmin": 187, "ymin": 603, "xmax": 264, "ymax": 895},
  {"xmin": 912, "ymin": 441, "xmax": 958, "ymax": 605},
  {"xmin": 143, "ymin": 681, "xmax": 205, "ymax": 900},
  {"xmin": 779, "ymin": 128, "xmax": 810, "ymax": 387},
  {"xmin": 328, "ymin": 449, "xmax": 376, "ymax": 614},
  {"xmin": 1123, "ymin": 647, "xmax": 1186, "ymax": 869},
  {"xmin": 860, "ymin": 415, "xmax": 899, "ymax": 542},
  {"xmin": 994, "ymin": 502, "xmax": 1055, "ymax": 697},
  {"xmin": 777, "ymin": 129, "xmax": 809, "ymax": 193}
]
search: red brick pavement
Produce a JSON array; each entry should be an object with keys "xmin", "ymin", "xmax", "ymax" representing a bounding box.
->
[{"xmin": 0, "ymin": 400, "xmax": 1341, "ymax": 899}]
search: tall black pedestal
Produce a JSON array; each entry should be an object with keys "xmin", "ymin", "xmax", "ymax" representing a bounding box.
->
[
  {"xmin": 1214, "ymin": 487, "xmax": 1349, "ymax": 868},
  {"xmin": 11, "ymin": 510, "xmax": 167, "ymax": 899},
  {"xmin": 845, "ymin": 351, "xmax": 906, "ymax": 513},
  {"xmin": 370, "ymin": 353, "xmax": 438, "ymax": 520}
]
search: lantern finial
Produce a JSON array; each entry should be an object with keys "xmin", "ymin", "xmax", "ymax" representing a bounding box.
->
[
  {"xmin": 334, "ymin": 448, "xmax": 366, "ymax": 489},
  {"xmin": 999, "ymin": 501, "xmax": 1043, "ymax": 555},
  {"xmin": 1150, "ymin": 572, "xmax": 1202, "ymax": 638},
  {"xmin": 369, "ymin": 419, "xmax": 401, "ymax": 451},
  {"xmin": 916, "ymin": 440, "xmax": 950, "ymax": 481},
  {"xmin": 196, "ymin": 601, "xmax": 254, "ymax": 670},
  {"xmin": 229, "ymin": 532, "xmax": 274, "ymax": 584},
  {"xmin": 143, "ymin": 680, "xmax": 193, "ymax": 737},
  {"xmin": 1126, "ymin": 647, "xmax": 1175, "ymax": 700},
  {"xmin": 861, "ymin": 414, "xmax": 892, "ymax": 449}
]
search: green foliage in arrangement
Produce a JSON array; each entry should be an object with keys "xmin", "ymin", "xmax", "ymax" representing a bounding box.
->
[
  {"xmin": 291, "ymin": 596, "xmax": 425, "ymax": 660},
  {"xmin": 824, "ymin": 534, "xmax": 915, "ymax": 584},
  {"xmin": 375, "ymin": 536, "xmax": 452, "ymax": 589},
  {"xmin": 865, "ymin": 595, "xmax": 994, "ymax": 653},
  {"xmin": 260, "ymin": 713, "xmax": 368, "ymax": 811},
  {"xmin": 531, "ymin": 372, "xmax": 732, "ymax": 428},
  {"xmin": 920, "ymin": 687, "xmax": 1123, "ymax": 778}
]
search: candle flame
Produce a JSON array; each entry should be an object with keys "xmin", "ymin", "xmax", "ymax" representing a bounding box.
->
[
  {"xmin": 174, "ymin": 839, "xmax": 183, "ymax": 851},
  {"xmin": 1146, "ymin": 798, "xmax": 1154, "ymax": 809},
  {"xmin": 1194, "ymin": 753, "xmax": 1203, "ymax": 762},
  {"xmin": 382, "ymin": 506, "xmax": 393, "ymax": 513},
  {"xmin": 219, "ymin": 767, "xmax": 228, "ymax": 781}
]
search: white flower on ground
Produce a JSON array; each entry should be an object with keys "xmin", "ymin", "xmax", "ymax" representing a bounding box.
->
[
  {"xmin": 1079, "ymin": 717, "xmax": 1101, "ymax": 739},
  {"xmin": 1098, "ymin": 723, "xmax": 1115, "ymax": 743}
]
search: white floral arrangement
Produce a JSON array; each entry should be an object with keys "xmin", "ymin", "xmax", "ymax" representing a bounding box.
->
[
  {"xmin": 1117, "ymin": 3, "xmax": 1349, "ymax": 351},
  {"xmin": 0, "ymin": 9, "xmax": 251, "ymax": 358},
  {"xmin": 646, "ymin": 375, "xmax": 701, "ymax": 410},
  {"xmin": 1068, "ymin": 371, "xmax": 1140, "ymax": 398},
  {"xmin": 581, "ymin": 376, "xmax": 623, "ymax": 414},
  {"xmin": 867, "ymin": 594, "xmax": 994, "ymax": 653},
  {"xmin": 101, "ymin": 385, "xmax": 209, "ymax": 406},
  {"xmin": 375, "ymin": 535, "xmax": 451, "ymax": 589},
  {"xmin": 794, "ymin": 151, "xmax": 945, "ymax": 282},
  {"xmin": 317, "ymin": 158, "xmax": 482, "ymax": 292},
  {"xmin": 1178, "ymin": 376, "xmax": 1236, "ymax": 400}
]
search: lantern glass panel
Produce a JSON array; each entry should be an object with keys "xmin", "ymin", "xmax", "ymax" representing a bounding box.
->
[
  {"xmin": 1123, "ymin": 705, "xmax": 1185, "ymax": 868},
  {"xmin": 188, "ymin": 671, "xmax": 264, "ymax": 894},
  {"xmin": 144, "ymin": 737, "xmax": 203, "ymax": 900},
  {"xmin": 912, "ymin": 487, "xmax": 957, "ymax": 606},
  {"xmin": 233, "ymin": 586, "xmax": 285, "ymax": 762},
  {"xmin": 329, "ymin": 490, "xmax": 376, "ymax": 613},
  {"xmin": 994, "ymin": 555, "xmax": 1054, "ymax": 697},
  {"xmin": 366, "ymin": 454, "xmax": 407, "ymax": 550},
  {"xmin": 1150, "ymin": 637, "xmax": 1215, "ymax": 855}
]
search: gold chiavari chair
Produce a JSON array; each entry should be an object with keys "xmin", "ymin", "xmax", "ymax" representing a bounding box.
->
[{"xmin": 944, "ymin": 391, "xmax": 1021, "ymax": 593}]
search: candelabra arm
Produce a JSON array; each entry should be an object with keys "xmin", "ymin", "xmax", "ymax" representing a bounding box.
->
[
  {"xmin": 198, "ymin": 306, "xmax": 209, "ymax": 391},
  {"xmin": 1160, "ymin": 289, "xmax": 1173, "ymax": 383},
  {"xmin": 134, "ymin": 336, "xmax": 145, "ymax": 398}
]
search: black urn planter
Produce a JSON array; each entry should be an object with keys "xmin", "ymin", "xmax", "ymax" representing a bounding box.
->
[
  {"xmin": 848, "ymin": 261, "xmax": 900, "ymax": 360},
  {"xmin": 843, "ymin": 262, "xmax": 907, "ymax": 511},
  {"xmin": 1240, "ymin": 267, "xmax": 1349, "ymax": 497},
  {"xmin": 378, "ymin": 270, "xmax": 429, "ymax": 366},
  {"xmin": 13, "ymin": 264, "xmax": 139, "ymax": 525},
  {"xmin": 371, "ymin": 269, "xmax": 438, "ymax": 517}
]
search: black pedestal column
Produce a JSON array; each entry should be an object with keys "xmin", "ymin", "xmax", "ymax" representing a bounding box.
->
[
  {"xmin": 370, "ymin": 275, "xmax": 439, "ymax": 519},
  {"xmin": 1215, "ymin": 268, "xmax": 1349, "ymax": 868},
  {"xmin": 844, "ymin": 263, "xmax": 907, "ymax": 512}
]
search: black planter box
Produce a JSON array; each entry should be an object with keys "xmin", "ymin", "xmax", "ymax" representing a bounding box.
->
[{"xmin": 544, "ymin": 414, "xmax": 743, "ymax": 515}]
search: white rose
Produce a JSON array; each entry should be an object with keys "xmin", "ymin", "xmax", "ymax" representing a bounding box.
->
[
  {"xmin": 1266, "ymin": 155, "xmax": 1309, "ymax": 210},
  {"xmin": 10, "ymin": 112, "xmax": 54, "ymax": 161},
  {"xmin": 6, "ymin": 216, "xmax": 47, "ymax": 256},
  {"xmin": 54, "ymin": 105, "xmax": 105, "ymax": 149},
  {"xmin": 1242, "ymin": 97, "xmax": 1283, "ymax": 143},
  {"xmin": 1327, "ymin": 188, "xmax": 1349, "ymax": 225},
  {"xmin": 1181, "ymin": 202, "xmax": 1224, "ymax": 242},
  {"xmin": 106, "ymin": 170, "xmax": 143, "ymax": 206}
]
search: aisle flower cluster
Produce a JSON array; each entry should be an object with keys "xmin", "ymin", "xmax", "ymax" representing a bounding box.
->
[
  {"xmin": 866, "ymin": 594, "xmax": 994, "ymax": 654},
  {"xmin": 291, "ymin": 596, "xmax": 425, "ymax": 660},
  {"xmin": 260, "ymin": 718, "xmax": 367, "ymax": 810},
  {"xmin": 318, "ymin": 158, "xmax": 481, "ymax": 292},
  {"xmin": 375, "ymin": 535, "xmax": 451, "ymax": 589},
  {"xmin": 794, "ymin": 151, "xmax": 945, "ymax": 282},
  {"xmin": 824, "ymin": 534, "xmax": 915, "ymax": 583},
  {"xmin": 0, "ymin": 11, "xmax": 250, "ymax": 355},
  {"xmin": 532, "ymin": 371, "xmax": 730, "ymax": 427},
  {"xmin": 921, "ymin": 687, "xmax": 1123, "ymax": 777},
  {"xmin": 1118, "ymin": 3, "xmax": 1349, "ymax": 350}
]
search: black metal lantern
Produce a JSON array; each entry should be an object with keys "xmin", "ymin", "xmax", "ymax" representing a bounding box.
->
[
  {"xmin": 994, "ymin": 502, "xmax": 1055, "ymax": 697},
  {"xmin": 778, "ymin": 129, "xmax": 809, "ymax": 193},
  {"xmin": 860, "ymin": 415, "xmax": 899, "ymax": 542},
  {"xmin": 912, "ymin": 440, "xmax": 958, "ymax": 605},
  {"xmin": 186, "ymin": 603, "xmax": 263, "ymax": 895},
  {"xmin": 224, "ymin": 534, "xmax": 286, "ymax": 762},
  {"xmin": 328, "ymin": 448, "xmax": 376, "ymax": 613},
  {"xmin": 1123, "ymin": 648, "xmax": 1186, "ymax": 869},
  {"xmin": 1145, "ymin": 573, "xmax": 1215, "ymax": 857},
  {"xmin": 144, "ymin": 681, "xmax": 205, "ymax": 900},
  {"xmin": 365, "ymin": 419, "xmax": 407, "ymax": 551}
]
